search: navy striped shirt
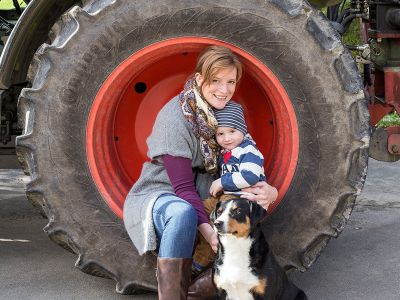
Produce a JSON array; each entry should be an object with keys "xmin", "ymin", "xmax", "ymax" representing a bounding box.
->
[{"xmin": 219, "ymin": 135, "xmax": 266, "ymax": 191}]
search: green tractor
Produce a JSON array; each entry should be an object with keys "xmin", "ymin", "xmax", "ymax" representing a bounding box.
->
[{"xmin": 0, "ymin": 0, "xmax": 398, "ymax": 294}]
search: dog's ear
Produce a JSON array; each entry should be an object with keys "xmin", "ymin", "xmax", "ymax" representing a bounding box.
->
[
  {"xmin": 250, "ymin": 201, "xmax": 266, "ymax": 228},
  {"xmin": 210, "ymin": 201, "xmax": 221, "ymax": 223}
]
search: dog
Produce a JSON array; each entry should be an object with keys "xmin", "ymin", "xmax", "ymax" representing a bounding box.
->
[{"xmin": 211, "ymin": 198, "xmax": 308, "ymax": 300}]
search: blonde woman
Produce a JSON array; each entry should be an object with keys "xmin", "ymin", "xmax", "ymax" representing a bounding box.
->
[{"xmin": 123, "ymin": 45, "xmax": 278, "ymax": 300}]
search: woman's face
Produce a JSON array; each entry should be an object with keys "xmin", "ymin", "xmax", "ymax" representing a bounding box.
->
[{"xmin": 195, "ymin": 67, "xmax": 237, "ymax": 110}]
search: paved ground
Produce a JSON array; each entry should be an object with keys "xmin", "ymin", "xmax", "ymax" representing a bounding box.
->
[
  {"xmin": 289, "ymin": 158, "xmax": 400, "ymax": 300},
  {"xmin": 1, "ymin": 158, "xmax": 399, "ymax": 299}
]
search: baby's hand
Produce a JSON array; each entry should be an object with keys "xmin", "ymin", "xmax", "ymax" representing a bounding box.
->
[{"xmin": 209, "ymin": 178, "xmax": 223, "ymax": 197}]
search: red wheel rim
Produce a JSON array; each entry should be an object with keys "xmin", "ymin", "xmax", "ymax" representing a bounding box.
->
[{"xmin": 86, "ymin": 37, "xmax": 299, "ymax": 219}]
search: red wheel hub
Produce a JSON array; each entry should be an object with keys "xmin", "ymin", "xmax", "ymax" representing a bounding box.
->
[{"xmin": 86, "ymin": 37, "xmax": 299, "ymax": 219}]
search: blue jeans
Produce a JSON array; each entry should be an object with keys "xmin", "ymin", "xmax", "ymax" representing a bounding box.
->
[{"xmin": 152, "ymin": 194, "xmax": 198, "ymax": 258}]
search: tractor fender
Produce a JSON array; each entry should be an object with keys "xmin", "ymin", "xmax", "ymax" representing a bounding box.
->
[{"xmin": 0, "ymin": 0, "xmax": 78, "ymax": 89}]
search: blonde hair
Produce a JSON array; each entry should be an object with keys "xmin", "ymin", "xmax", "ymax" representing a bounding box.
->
[{"xmin": 195, "ymin": 45, "xmax": 243, "ymax": 86}]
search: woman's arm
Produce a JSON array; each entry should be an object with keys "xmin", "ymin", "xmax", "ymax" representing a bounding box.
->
[
  {"xmin": 163, "ymin": 155, "xmax": 218, "ymax": 251},
  {"xmin": 163, "ymin": 154, "xmax": 209, "ymax": 225},
  {"xmin": 198, "ymin": 223, "xmax": 218, "ymax": 253},
  {"xmin": 241, "ymin": 181, "xmax": 278, "ymax": 210}
]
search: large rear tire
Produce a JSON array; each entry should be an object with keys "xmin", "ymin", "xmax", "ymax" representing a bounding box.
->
[{"xmin": 16, "ymin": 0, "xmax": 369, "ymax": 294}]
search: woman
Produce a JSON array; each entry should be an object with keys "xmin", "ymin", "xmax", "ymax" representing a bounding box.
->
[{"xmin": 123, "ymin": 45, "xmax": 278, "ymax": 300}]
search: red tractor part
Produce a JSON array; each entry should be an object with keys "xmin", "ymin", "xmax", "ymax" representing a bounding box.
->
[
  {"xmin": 367, "ymin": 65, "xmax": 400, "ymax": 162},
  {"xmin": 86, "ymin": 37, "xmax": 299, "ymax": 219},
  {"xmin": 386, "ymin": 126, "xmax": 400, "ymax": 154}
]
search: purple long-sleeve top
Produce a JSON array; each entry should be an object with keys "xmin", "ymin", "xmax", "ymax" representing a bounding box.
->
[{"xmin": 163, "ymin": 154, "xmax": 209, "ymax": 225}]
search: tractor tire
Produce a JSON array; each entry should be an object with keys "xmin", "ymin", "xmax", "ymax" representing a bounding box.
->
[{"xmin": 16, "ymin": 0, "xmax": 370, "ymax": 294}]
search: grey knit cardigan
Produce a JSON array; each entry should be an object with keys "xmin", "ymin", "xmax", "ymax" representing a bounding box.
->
[{"xmin": 123, "ymin": 96, "xmax": 214, "ymax": 255}]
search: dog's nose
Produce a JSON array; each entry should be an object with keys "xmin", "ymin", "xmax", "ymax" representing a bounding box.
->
[{"xmin": 214, "ymin": 220, "xmax": 223, "ymax": 230}]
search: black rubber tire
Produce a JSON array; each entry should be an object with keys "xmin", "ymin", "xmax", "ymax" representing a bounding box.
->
[{"xmin": 16, "ymin": 0, "xmax": 370, "ymax": 294}]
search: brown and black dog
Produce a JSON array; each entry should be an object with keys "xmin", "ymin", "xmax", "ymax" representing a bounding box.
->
[{"xmin": 211, "ymin": 198, "xmax": 307, "ymax": 300}]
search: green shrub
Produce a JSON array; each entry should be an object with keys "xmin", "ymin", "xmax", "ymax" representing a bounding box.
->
[{"xmin": 376, "ymin": 112, "xmax": 400, "ymax": 128}]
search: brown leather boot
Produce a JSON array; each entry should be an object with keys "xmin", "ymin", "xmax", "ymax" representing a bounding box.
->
[
  {"xmin": 156, "ymin": 257, "xmax": 192, "ymax": 300},
  {"xmin": 187, "ymin": 267, "xmax": 217, "ymax": 300}
]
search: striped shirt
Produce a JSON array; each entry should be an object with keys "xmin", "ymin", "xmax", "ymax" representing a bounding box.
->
[{"xmin": 220, "ymin": 135, "xmax": 266, "ymax": 191}]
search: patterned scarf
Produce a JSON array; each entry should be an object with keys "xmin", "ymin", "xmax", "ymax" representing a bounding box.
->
[{"xmin": 179, "ymin": 78, "xmax": 220, "ymax": 174}]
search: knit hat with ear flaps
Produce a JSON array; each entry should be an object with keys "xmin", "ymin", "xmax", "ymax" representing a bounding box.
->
[{"xmin": 213, "ymin": 101, "xmax": 247, "ymax": 135}]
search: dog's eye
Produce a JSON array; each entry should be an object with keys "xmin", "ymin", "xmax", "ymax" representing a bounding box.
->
[
  {"xmin": 231, "ymin": 208, "xmax": 241, "ymax": 215},
  {"xmin": 217, "ymin": 208, "xmax": 223, "ymax": 215}
]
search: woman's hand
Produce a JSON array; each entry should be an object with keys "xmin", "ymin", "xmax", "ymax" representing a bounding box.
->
[
  {"xmin": 241, "ymin": 181, "xmax": 278, "ymax": 210},
  {"xmin": 198, "ymin": 223, "xmax": 218, "ymax": 253},
  {"xmin": 209, "ymin": 178, "xmax": 223, "ymax": 197},
  {"xmin": 209, "ymin": 232, "xmax": 218, "ymax": 253}
]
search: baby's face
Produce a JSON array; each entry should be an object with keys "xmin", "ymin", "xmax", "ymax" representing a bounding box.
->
[{"xmin": 216, "ymin": 127, "xmax": 245, "ymax": 151}]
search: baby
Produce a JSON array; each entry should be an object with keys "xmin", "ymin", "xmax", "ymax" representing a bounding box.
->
[{"xmin": 210, "ymin": 101, "xmax": 266, "ymax": 197}]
